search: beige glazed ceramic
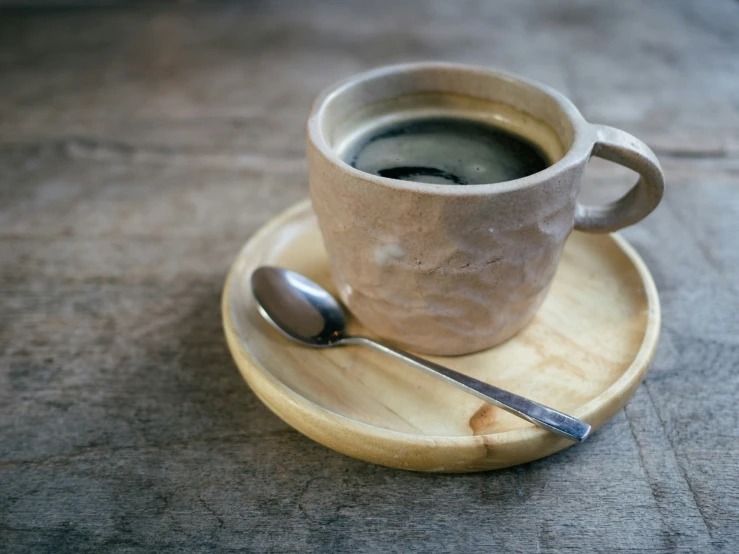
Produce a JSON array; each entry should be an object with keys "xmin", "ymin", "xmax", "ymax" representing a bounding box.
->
[{"xmin": 308, "ymin": 62, "xmax": 664, "ymax": 355}]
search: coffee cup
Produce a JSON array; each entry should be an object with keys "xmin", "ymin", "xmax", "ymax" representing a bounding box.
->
[{"xmin": 307, "ymin": 62, "xmax": 664, "ymax": 355}]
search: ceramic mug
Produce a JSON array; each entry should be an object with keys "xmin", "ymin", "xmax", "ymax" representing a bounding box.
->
[{"xmin": 307, "ymin": 62, "xmax": 664, "ymax": 355}]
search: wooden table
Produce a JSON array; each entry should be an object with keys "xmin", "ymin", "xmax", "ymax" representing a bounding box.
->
[{"xmin": 1, "ymin": 2, "xmax": 737, "ymax": 552}]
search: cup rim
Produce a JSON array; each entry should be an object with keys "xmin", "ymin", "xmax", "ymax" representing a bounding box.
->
[{"xmin": 308, "ymin": 61, "xmax": 595, "ymax": 195}]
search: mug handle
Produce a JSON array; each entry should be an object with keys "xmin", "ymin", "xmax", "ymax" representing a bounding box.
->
[{"xmin": 575, "ymin": 124, "xmax": 665, "ymax": 233}]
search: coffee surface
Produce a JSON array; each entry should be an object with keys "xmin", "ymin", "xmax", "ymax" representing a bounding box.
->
[{"xmin": 343, "ymin": 116, "xmax": 549, "ymax": 185}]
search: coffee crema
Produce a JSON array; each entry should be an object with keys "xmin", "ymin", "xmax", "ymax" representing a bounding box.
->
[{"xmin": 340, "ymin": 115, "xmax": 550, "ymax": 186}]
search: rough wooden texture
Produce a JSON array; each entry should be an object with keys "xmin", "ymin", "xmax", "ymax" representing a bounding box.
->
[
  {"xmin": 0, "ymin": 1, "xmax": 737, "ymax": 552},
  {"xmin": 223, "ymin": 200, "xmax": 659, "ymax": 471}
]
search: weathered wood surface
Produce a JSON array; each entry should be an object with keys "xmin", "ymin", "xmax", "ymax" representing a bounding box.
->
[{"xmin": 0, "ymin": 1, "xmax": 737, "ymax": 552}]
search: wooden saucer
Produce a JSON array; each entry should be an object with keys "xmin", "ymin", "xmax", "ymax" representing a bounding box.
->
[{"xmin": 222, "ymin": 200, "xmax": 660, "ymax": 472}]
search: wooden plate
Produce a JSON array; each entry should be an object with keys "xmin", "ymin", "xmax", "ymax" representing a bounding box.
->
[{"xmin": 222, "ymin": 199, "xmax": 660, "ymax": 472}]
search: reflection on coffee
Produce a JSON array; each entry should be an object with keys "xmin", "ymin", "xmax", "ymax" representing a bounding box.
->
[{"xmin": 342, "ymin": 116, "xmax": 550, "ymax": 185}]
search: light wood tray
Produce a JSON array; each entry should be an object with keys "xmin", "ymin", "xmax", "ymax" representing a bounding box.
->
[{"xmin": 222, "ymin": 200, "xmax": 660, "ymax": 472}]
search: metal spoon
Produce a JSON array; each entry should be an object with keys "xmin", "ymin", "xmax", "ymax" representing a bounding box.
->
[{"xmin": 251, "ymin": 266, "xmax": 591, "ymax": 443}]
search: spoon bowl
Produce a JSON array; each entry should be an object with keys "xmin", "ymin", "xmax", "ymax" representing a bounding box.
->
[{"xmin": 251, "ymin": 266, "xmax": 347, "ymax": 347}]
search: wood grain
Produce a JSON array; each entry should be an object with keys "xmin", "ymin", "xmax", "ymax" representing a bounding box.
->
[
  {"xmin": 1, "ymin": 1, "xmax": 737, "ymax": 552},
  {"xmin": 223, "ymin": 200, "xmax": 659, "ymax": 471}
]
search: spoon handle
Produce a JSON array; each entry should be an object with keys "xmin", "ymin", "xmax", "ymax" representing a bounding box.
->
[{"xmin": 346, "ymin": 336, "xmax": 591, "ymax": 443}]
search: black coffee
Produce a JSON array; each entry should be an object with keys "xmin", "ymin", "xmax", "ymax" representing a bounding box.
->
[{"xmin": 343, "ymin": 116, "xmax": 549, "ymax": 185}]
